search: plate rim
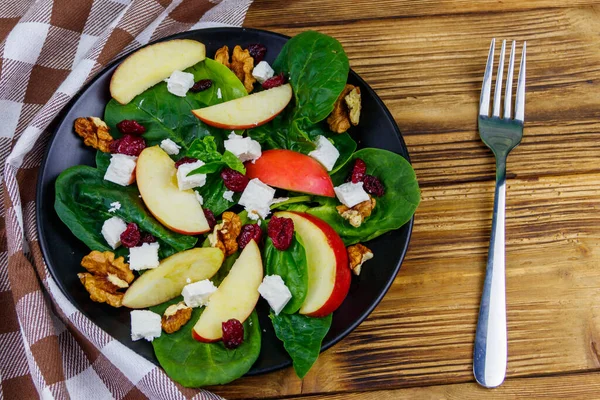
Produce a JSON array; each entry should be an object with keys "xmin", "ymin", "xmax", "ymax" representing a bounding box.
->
[{"xmin": 36, "ymin": 26, "xmax": 415, "ymax": 376}]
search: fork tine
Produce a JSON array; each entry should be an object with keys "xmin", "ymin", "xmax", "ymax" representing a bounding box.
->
[
  {"xmin": 503, "ymin": 41, "xmax": 516, "ymax": 119},
  {"xmin": 515, "ymin": 41, "xmax": 526, "ymax": 122},
  {"xmin": 492, "ymin": 40, "xmax": 506, "ymax": 117},
  {"xmin": 479, "ymin": 38, "xmax": 495, "ymax": 117}
]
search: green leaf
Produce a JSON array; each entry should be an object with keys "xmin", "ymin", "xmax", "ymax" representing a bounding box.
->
[
  {"xmin": 270, "ymin": 312, "xmax": 332, "ymax": 379},
  {"xmin": 54, "ymin": 166, "xmax": 197, "ymax": 258},
  {"xmin": 222, "ymin": 150, "xmax": 245, "ymax": 174},
  {"xmin": 151, "ymin": 299, "xmax": 261, "ymax": 387},
  {"xmin": 264, "ymin": 235, "xmax": 308, "ymax": 314},
  {"xmin": 187, "ymin": 136, "xmax": 222, "ymax": 163},
  {"xmin": 307, "ymin": 148, "xmax": 421, "ymax": 245},
  {"xmin": 104, "ymin": 59, "xmax": 246, "ymax": 151},
  {"xmin": 195, "ymin": 172, "xmax": 236, "ymax": 216}
]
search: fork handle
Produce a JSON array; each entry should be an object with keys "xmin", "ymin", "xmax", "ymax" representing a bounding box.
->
[{"xmin": 473, "ymin": 156, "xmax": 507, "ymax": 388}]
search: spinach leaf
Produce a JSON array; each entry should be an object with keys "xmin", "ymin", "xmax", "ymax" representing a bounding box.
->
[
  {"xmin": 195, "ymin": 172, "xmax": 236, "ymax": 216},
  {"xmin": 247, "ymin": 107, "xmax": 315, "ymax": 153},
  {"xmin": 95, "ymin": 151, "xmax": 111, "ymax": 174},
  {"xmin": 152, "ymin": 299, "xmax": 261, "ymax": 387},
  {"xmin": 187, "ymin": 136, "xmax": 245, "ymax": 175},
  {"xmin": 271, "ymin": 312, "xmax": 332, "ymax": 379},
  {"xmin": 264, "ymin": 235, "xmax": 308, "ymax": 314},
  {"xmin": 273, "ymin": 30, "xmax": 349, "ymax": 129},
  {"xmin": 307, "ymin": 148, "xmax": 420, "ymax": 245},
  {"xmin": 55, "ymin": 166, "xmax": 197, "ymax": 258},
  {"xmin": 104, "ymin": 59, "xmax": 246, "ymax": 150}
]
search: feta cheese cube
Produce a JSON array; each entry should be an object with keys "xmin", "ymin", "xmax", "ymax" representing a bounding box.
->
[
  {"xmin": 101, "ymin": 216, "xmax": 127, "ymax": 249},
  {"xmin": 224, "ymin": 133, "xmax": 262, "ymax": 162},
  {"xmin": 194, "ymin": 191, "xmax": 204, "ymax": 205},
  {"xmin": 128, "ymin": 242, "xmax": 160, "ymax": 271},
  {"xmin": 108, "ymin": 201, "xmax": 121, "ymax": 213},
  {"xmin": 104, "ymin": 154, "xmax": 137, "ymax": 186},
  {"xmin": 166, "ymin": 70, "xmax": 195, "ymax": 97},
  {"xmin": 217, "ymin": 88, "xmax": 222, "ymax": 99},
  {"xmin": 130, "ymin": 310, "xmax": 161, "ymax": 341},
  {"xmin": 308, "ymin": 135, "xmax": 340, "ymax": 171},
  {"xmin": 160, "ymin": 138, "xmax": 181, "ymax": 155},
  {"xmin": 223, "ymin": 190, "xmax": 234, "ymax": 202},
  {"xmin": 258, "ymin": 275, "xmax": 292, "ymax": 315},
  {"xmin": 238, "ymin": 178, "xmax": 275, "ymax": 220},
  {"xmin": 334, "ymin": 182, "xmax": 370, "ymax": 208},
  {"xmin": 252, "ymin": 61, "xmax": 275, "ymax": 84},
  {"xmin": 176, "ymin": 160, "xmax": 206, "ymax": 191},
  {"xmin": 182, "ymin": 279, "xmax": 217, "ymax": 308}
]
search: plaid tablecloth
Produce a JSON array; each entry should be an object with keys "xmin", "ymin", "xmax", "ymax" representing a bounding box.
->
[{"xmin": 0, "ymin": 0, "xmax": 253, "ymax": 398}]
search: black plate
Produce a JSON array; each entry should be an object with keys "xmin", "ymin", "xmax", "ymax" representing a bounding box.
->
[{"xmin": 36, "ymin": 28, "xmax": 414, "ymax": 376}]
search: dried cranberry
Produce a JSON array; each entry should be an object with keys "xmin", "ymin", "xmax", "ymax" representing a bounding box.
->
[
  {"xmin": 348, "ymin": 158, "xmax": 367, "ymax": 184},
  {"xmin": 220, "ymin": 168, "xmax": 249, "ymax": 192},
  {"xmin": 109, "ymin": 134, "xmax": 146, "ymax": 156},
  {"xmin": 203, "ymin": 208, "xmax": 216, "ymax": 230},
  {"xmin": 120, "ymin": 223, "xmax": 141, "ymax": 248},
  {"xmin": 262, "ymin": 73, "xmax": 286, "ymax": 90},
  {"xmin": 116, "ymin": 120, "xmax": 146, "ymax": 135},
  {"xmin": 222, "ymin": 318, "xmax": 244, "ymax": 349},
  {"xmin": 174, "ymin": 157, "xmax": 199, "ymax": 169},
  {"xmin": 138, "ymin": 233, "xmax": 157, "ymax": 245},
  {"xmin": 238, "ymin": 224, "xmax": 263, "ymax": 249},
  {"xmin": 268, "ymin": 216, "xmax": 294, "ymax": 251},
  {"xmin": 363, "ymin": 175, "xmax": 385, "ymax": 197},
  {"xmin": 190, "ymin": 79, "xmax": 212, "ymax": 92},
  {"xmin": 247, "ymin": 43, "xmax": 267, "ymax": 63}
]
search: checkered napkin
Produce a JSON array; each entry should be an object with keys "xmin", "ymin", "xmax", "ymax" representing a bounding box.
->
[{"xmin": 0, "ymin": 0, "xmax": 253, "ymax": 398}]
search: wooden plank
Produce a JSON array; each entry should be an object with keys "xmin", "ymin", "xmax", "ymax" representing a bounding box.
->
[
  {"xmin": 246, "ymin": 0, "xmax": 599, "ymax": 27},
  {"xmin": 244, "ymin": 7, "xmax": 600, "ymax": 185},
  {"xmin": 209, "ymin": 173, "xmax": 600, "ymax": 399},
  {"xmin": 290, "ymin": 372, "xmax": 600, "ymax": 399}
]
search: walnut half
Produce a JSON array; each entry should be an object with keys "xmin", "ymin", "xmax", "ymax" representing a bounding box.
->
[
  {"xmin": 208, "ymin": 211, "xmax": 242, "ymax": 256},
  {"xmin": 78, "ymin": 250, "xmax": 134, "ymax": 308},
  {"xmin": 162, "ymin": 302, "xmax": 192, "ymax": 333},
  {"xmin": 336, "ymin": 197, "xmax": 376, "ymax": 228},
  {"xmin": 347, "ymin": 244, "xmax": 373, "ymax": 276},
  {"xmin": 74, "ymin": 117, "xmax": 113, "ymax": 152},
  {"xmin": 214, "ymin": 45, "xmax": 256, "ymax": 93},
  {"xmin": 327, "ymin": 84, "xmax": 361, "ymax": 133}
]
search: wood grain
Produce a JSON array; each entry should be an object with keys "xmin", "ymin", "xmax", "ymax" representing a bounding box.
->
[{"xmin": 223, "ymin": 2, "xmax": 600, "ymax": 399}]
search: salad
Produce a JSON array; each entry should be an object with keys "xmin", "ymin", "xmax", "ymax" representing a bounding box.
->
[{"xmin": 55, "ymin": 31, "xmax": 420, "ymax": 387}]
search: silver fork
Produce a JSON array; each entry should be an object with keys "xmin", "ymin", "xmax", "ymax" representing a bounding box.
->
[{"xmin": 473, "ymin": 38, "xmax": 526, "ymax": 388}]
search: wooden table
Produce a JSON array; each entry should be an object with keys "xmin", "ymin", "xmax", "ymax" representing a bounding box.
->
[{"xmin": 213, "ymin": 1, "xmax": 600, "ymax": 398}]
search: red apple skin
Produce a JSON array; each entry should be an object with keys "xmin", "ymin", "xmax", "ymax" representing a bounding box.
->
[
  {"xmin": 192, "ymin": 110, "xmax": 279, "ymax": 130},
  {"xmin": 192, "ymin": 330, "xmax": 219, "ymax": 343},
  {"xmin": 288, "ymin": 212, "xmax": 351, "ymax": 317},
  {"xmin": 245, "ymin": 150, "xmax": 335, "ymax": 197}
]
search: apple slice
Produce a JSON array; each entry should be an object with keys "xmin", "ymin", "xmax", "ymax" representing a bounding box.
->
[
  {"xmin": 245, "ymin": 149, "xmax": 335, "ymax": 197},
  {"xmin": 275, "ymin": 211, "xmax": 350, "ymax": 317},
  {"xmin": 191, "ymin": 83, "xmax": 292, "ymax": 129},
  {"xmin": 110, "ymin": 39, "xmax": 206, "ymax": 104},
  {"xmin": 137, "ymin": 146, "xmax": 209, "ymax": 235},
  {"xmin": 192, "ymin": 240, "xmax": 263, "ymax": 342},
  {"xmin": 122, "ymin": 248, "xmax": 223, "ymax": 308}
]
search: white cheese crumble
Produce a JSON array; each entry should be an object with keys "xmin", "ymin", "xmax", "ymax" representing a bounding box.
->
[
  {"xmin": 176, "ymin": 160, "xmax": 206, "ymax": 191},
  {"xmin": 238, "ymin": 178, "xmax": 275, "ymax": 220},
  {"xmin": 194, "ymin": 191, "xmax": 204, "ymax": 205},
  {"xmin": 182, "ymin": 279, "xmax": 217, "ymax": 308},
  {"xmin": 252, "ymin": 61, "xmax": 275, "ymax": 83},
  {"xmin": 166, "ymin": 70, "xmax": 195, "ymax": 97},
  {"xmin": 160, "ymin": 138, "xmax": 181, "ymax": 155},
  {"xmin": 104, "ymin": 154, "xmax": 137, "ymax": 186},
  {"xmin": 334, "ymin": 181, "xmax": 370, "ymax": 208},
  {"xmin": 101, "ymin": 216, "xmax": 127, "ymax": 249},
  {"xmin": 128, "ymin": 242, "xmax": 160, "ymax": 271},
  {"xmin": 108, "ymin": 201, "xmax": 121, "ymax": 213},
  {"xmin": 258, "ymin": 275, "xmax": 292, "ymax": 315},
  {"xmin": 130, "ymin": 310, "xmax": 161, "ymax": 342},
  {"xmin": 217, "ymin": 88, "xmax": 222, "ymax": 99},
  {"xmin": 308, "ymin": 135, "xmax": 340, "ymax": 171},
  {"xmin": 223, "ymin": 190, "xmax": 234, "ymax": 202},
  {"xmin": 224, "ymin": 132, "xmax": 262, "ymax": 163},
  {"xmin": 270, "ymin": 197, "xmax": 289, "ymax": 206}
]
